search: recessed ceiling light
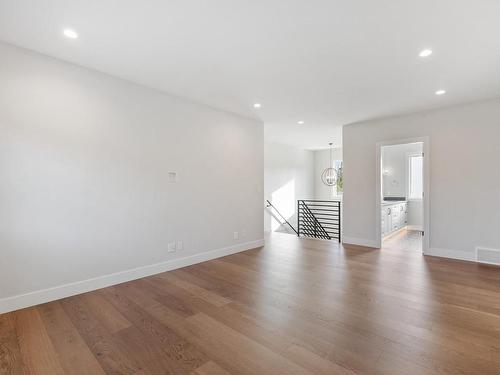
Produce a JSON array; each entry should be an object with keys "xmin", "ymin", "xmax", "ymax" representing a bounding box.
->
[
  {"xmin": 253, "ymin": 103, "xmax": 261, "ymax": 108},
  {"xmin": 435, "ymin": 89, "xmax": 446, "ymax": 95},
  {"xmin": 419, "ymin": 49, "xmax": 433, "ymax": 57},
  {"xmin": 63, "ymin": 29, "xmax": 78, "ymax": 39},
  {"xmin": 297, "ymin": 121, "xmax": 305, "ymax": 125}
]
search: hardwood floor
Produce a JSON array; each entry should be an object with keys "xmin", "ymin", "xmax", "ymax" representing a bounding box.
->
[
  {"xmin": 383, "ymin": 229, "xmax": 423, "ymax": 253},
  {"xmin": 2, "ymin": 231, "xmax": 500, "ymax": 374}
]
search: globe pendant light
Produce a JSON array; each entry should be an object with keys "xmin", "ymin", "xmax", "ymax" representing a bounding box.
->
[{"xmin": 321, "ymin": 142, "xmax": 338, "ymax": 186}]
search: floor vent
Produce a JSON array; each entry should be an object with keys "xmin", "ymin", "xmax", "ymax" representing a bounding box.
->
[{"xmin": 476, "ymin": 247, "xmax": 500, "ymax": 266}]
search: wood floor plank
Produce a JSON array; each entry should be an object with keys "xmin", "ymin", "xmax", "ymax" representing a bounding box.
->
[
  {"xmin": 0, "ymin": 314, "xmax": 25, "ymax": 375},
  {"xmin": 61, "ymin": 296, "xmax": 142, "ymax": 375},
  {"xmin": 38, "ymin": 302, "xmax": 107, "ymax": 375},
  {"xmin": 14, "ymin": 308, "xmax": 66, "ymax": 375},
  {"xmin": 286, "ymin": 344, "xmax": 357, "ymax": 375},
  {"xmin": 191, "ymin": 361, "xmax": 232, "ymax": 375},
  {"xmin": 186, "ymin": 312, "xmax": 314, "ymax": 375},
  {"xmin": 80, "ymin": 293, "xmax": 132, "ymax": 334},
  {"xmin": 100, "ymin": 285, "xmax": 208, "ymax": 373},
  {"xmin": 113, "ymin": 326, "xmax": 183, "ymax": 375},
  {"xmin": 157, "ymin": 273, "xmax": 232, "ymax": 307}
]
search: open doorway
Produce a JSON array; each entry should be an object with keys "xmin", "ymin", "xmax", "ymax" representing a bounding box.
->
[{"xmin": 376, "ymin": 138, "xmax": 429, "ymax": 253}]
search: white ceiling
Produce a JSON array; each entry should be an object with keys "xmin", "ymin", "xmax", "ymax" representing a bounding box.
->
[{"xmin": 1, "ymin": 0, "xmax": 500, "ymax": 149}]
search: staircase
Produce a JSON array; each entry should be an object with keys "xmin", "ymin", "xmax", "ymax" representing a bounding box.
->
[{"xmin": 265, "ymin": 200, "xmax": 299, "ymax": 235}]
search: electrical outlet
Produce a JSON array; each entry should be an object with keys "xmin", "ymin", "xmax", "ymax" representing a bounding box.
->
[
  {"xmin": 167, "ymin": 242, "xmax": 176, "ymax": 252},
  {"xmin": 233, "ymin": 231, "xmax": 239, "ymax": 240},
  {"xmin": 176, "ymin": 241, "xmax": 183, "ymax": 251}
]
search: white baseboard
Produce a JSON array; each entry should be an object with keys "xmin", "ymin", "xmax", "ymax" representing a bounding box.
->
[
  {"xmin": 425, "ymin": 247, "xmax": 475, "ymax": 262},
  {"xmin": 0, "ymin": 239, "xmax": 264, "ymax": 314},
  {"xmin": 342, "ymin": 236, "xmax": 379, "ymax": 248},
  {"xmin": 407, "ymin": 225, "xmax": 423, "ymax": 231}
]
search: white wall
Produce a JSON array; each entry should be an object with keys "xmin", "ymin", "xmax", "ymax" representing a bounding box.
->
[
  {"xmin": 264, "ymin": 143, "xmax": 314, "ymax": 233},
  {"xmin": 0, "ymin": 42, "xmax": 264, "ymax": 311},
  {"xmin": 313, "ymin": 148, "xmax": 343, "ymax": 200},
  {"xmin": 343, "ymin": 97, "xmax": 500, "ymax": 260},
  {"xmin": 407, "ymin": 200, "xmax": 423, "ymax": 230}
]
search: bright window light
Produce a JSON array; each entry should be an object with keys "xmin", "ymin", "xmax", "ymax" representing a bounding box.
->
[
  {"xmin": 419, "ymin": 49, "xmax": 433, "ymax": 57},
  {"xmin": 63, "ymin": 29, "xmax": 79, "ymax": 39},
  {"xmin": 409, "ymin": 154, "xmax": 423, "ymax": 200}
]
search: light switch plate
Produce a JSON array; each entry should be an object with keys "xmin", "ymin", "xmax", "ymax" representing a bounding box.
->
[
  {"xmin": 167, "ymin": 242, "xmax": 176, "ymax": 252},
  {"xmin": 233, "ymin": 231, "xmax": 239, "ymax": 240},
  {"xmin": 168, "ymin": 172, "xmax": 178, "ymax": 183}
]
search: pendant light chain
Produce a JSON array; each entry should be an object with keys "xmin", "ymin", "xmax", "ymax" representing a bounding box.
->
[{"xmin": 321, "ymin": 142, "xmax": 338, "ymax": 187}]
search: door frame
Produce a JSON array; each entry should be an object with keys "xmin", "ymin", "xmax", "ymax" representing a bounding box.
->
[{"xmin": 375, "ymin": 137, "xmax": 430, "ymax": 253}]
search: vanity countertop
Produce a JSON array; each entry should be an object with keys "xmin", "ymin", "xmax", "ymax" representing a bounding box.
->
[{"xmin": 381, "ymin": 200, "xmax": 406, "ymax": 206}]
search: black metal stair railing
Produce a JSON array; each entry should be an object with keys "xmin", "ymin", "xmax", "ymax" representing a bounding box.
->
[
  {"xmin": 297, "ymin": 200, "xmax": 341, "ymax": 242},
  {"xmin": 266, "ymin": 200, "xmax": 299, "ymax": 235}
]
